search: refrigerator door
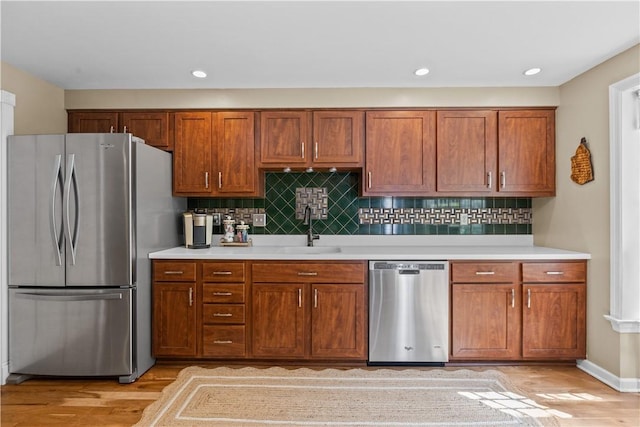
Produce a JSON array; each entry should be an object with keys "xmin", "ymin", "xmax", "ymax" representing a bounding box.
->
[
  {"xmin": 9, "ymin": 288, "xmax": 133, "ymax": 377},
  {"xmin": 64, "ymin": 133, "xmax": 133, "ymax": 287},
  {"xmin": 8, "ymin": 135, "xmax": 66, "ymax": 287}
]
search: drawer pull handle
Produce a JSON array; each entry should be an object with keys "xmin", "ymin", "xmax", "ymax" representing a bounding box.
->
[
  {"xmin": 298, "ymin": 272, "xmax": 318, "ymax": 276},
  {"xmin": 213, "ymin": 340, "xmax": 233, "ymax": 344},
  {"xmin": 298, "ymin": 288, "xmax": 302, "ymax": 308},
  {"xmin": 527, "ymin": 288, "xmax": 531, "ymax": 309},
  {"xmin": 545, "ymin": 271, "xmax": 565, "ymax": 275},
  {"xmin": 475, "ymin": 271, "xmax": 495, "ymax": 275},
  {"xmin": 314, "ymin": 288, "xmax": 318, "ymax": 308},
  {"xmin": 164, "ymin": 270, "xmax": 184, "ymax": 275},
  {"xmin": 511, "ymin": 288, "xmax": 515, "ymax": 308},
  {"xmin": 213, "ymin": 313, "xmax": 233, "ymax": 317},
  {"xmin": 213, "ymin": 292, "xmax": 233, "ymax": 296},
  {"xmin": 212, "ymin": 271, "xmax": 233, "ymax": 275},
  {"xmin": 189, "ymin": 287, "xmax": 194, "ymax": 307}
]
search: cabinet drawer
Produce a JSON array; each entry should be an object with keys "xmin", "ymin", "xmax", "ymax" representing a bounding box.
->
[
  {"xmin": 451, "ymin": 262, "xmax": 518, "ymax": 283},
  {"xmin": 202, "ymin": 262, "xmax": 245, "ymax": 282},
  {"xmin": 202, "ymin": 283, "xmax": 245, "ymax": 303},
  {"xmin": 522, "ymin": 262, "xmax": 586, "ymax": 282},
  {"xmin": 153, "ymin": 261, "xmax": 196, "ymax": 282},
  {"xmin": 202, "ymin": 325, "xmax": 246, "ymax": 357},
  {"xmin": 252, "ymin": 262, "xmax": 365, "ymax": 283},
  {"xmin": 202, "ymin": 304, "xmax": 245, "ymax": 324}
]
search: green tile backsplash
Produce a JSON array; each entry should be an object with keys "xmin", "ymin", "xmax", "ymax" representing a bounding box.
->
[{"xmin": 189, "ymin": 172, "xmax": 532, "ymax": 236}]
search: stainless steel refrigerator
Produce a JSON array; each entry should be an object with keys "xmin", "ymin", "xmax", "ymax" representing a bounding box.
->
[{"xmin": 7, "ymin": 133, "xmax": 185, "ymax": 383}]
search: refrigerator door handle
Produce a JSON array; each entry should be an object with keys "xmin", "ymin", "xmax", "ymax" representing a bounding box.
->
[
  {"xmin": 13, "ymin": 292, "xmax": 123, "ymax": 302},
  {"xmin": 50, "ymin": 154, "xmax": 63, "ymax": 266},
  {"xmin": 64, "ymin": 154, "xmax": 79, "ymax": 265}
]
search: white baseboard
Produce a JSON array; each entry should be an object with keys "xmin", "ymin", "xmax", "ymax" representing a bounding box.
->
[
  {"xmin": 577, "ymin": 359, "xmax": 640, "ymax": 392},
  {"xmin": 1, "ymin": 361, "xmax": 9, "ymax": 386}
]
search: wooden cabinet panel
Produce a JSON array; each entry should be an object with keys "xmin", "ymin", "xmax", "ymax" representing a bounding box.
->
[
  {"xmin": 202, "ymin": 262, "xmax": 245, "ymax": 282},
  {"xmin": 522, "ymin": 262, "xmax": 586, "ymax": 283},
  {"xmin": 173, "ymin": 112, "xmax": 213, "ymax": 194},
  {"xmin": 120, "ymin": 112, "xmax": 170, "ymax": 150},
  {"xmin": 450, "ymin": 284, "xmax": 521, "ymax": 360},
  {"xmin": 203, "ymin": 304, "xmax": 245, "ymax": 324},
  {"xmin": 252, "ymin": 283, "xmax": 307, "ymax": 358},
  {"xmin": 68, "ymin": 111, "xmax": 119, "ymax": 133},
  {"xmin": 202, "ymin": 283, "xmax": 245, "ymax": 303},
  {"xmin": 260, "ymin": 111, "xmax": 311, "ymax": 165},
  {"xmin": 436, "ymin": 110, "xmax": 497, "ymax": 193},
  {"xmin": 252, "ymin": 262, "xmax": 365, "ymax": 284},
  {"xmin": 522, "ymin": 284, "xmax": 586, "ymax": 359},
  {"xmin": 202, "ymin": 326, "xmax": 246, "ymax": 357},
  {"xmin": 152, "ymin": 283, "xmax": 197, "ymax": 357},
  {"xmin": 214, "ymin": 111, "xmax": 257, "ymax": 194},
  {"xmin": 364, "ymin": 110, "xmax": 436, "ymax": 195},
  {"xmin": 312, "ymin": 110, "xmax": 364, "ymax": 167},
  {"xmin": 311, "ymin": 284, "xmax": 366, "ymax": 359},
  {"xmin": 498, "ymin": 110, "xmax": 556, "ymax": 196},
  {"xmin": 153, "ymin": 261, "xmax": 197, "ymax": 282},
  {"xmin": 451, "ymin": 262, "xmax": 518, "ymax": 283}
]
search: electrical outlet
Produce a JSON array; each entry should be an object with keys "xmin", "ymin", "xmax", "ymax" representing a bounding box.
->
[
  {"xmin": 252, "ymin": 213, "xmax": 266, "ymax": 227},
  {"xmin": 212, "ymin": 213, "xmax": 221, "ymax": 226},
  {"xmin": 460, "ymin": 213, "xmax": 469, "ymax": 226}
]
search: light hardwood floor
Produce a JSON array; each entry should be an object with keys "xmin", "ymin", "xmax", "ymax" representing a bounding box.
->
[{"xmin": 1, "ymin": 363, "xmax": 638, "ymax": 426}]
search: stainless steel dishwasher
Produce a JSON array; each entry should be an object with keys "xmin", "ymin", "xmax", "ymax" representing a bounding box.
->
[{"xmin": 368, "ymin": 261, "xmax": 449, "ymax": 364}]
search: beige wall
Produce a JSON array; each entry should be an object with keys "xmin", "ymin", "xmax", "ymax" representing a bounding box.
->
[
  {"xmin": 64, "ymin": 87, "xmax": 559, "ymax": 110},
  {"xmin": 533, "ymin": 44, "xmax": 640, "ymax": 378},
  {"xmin": 0, "ymin": 62, "xmax": 67, "ymax": 134}
]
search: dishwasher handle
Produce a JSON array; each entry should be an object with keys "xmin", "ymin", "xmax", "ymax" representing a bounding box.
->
[{"xmin": 398, "ymin": 270, "xmax": 420, "ymax": 275}]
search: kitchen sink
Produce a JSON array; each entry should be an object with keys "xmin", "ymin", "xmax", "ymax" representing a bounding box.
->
[{"xmin": 277, "ymin": 246, "xmax": 342, "ymax": 254}]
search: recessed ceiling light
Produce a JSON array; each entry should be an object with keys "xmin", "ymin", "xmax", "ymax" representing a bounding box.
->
[
  {"xmin": 414, "ymin": 68, "xmax": 430, "ymax": 76},
  {"xmin": 191, "ymin": 70, "xmax": 207, "ymax": 78},
  {"xmin": 523, "ymin": 67, "xmax": 541, "ymax": 76}
]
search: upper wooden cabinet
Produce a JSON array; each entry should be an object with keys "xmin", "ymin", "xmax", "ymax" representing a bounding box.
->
[
  {"xmin": 437, "ymin": 110, "xmax": 497, "ymax": 194},
  {"xmin": 497, "ymin": 109, "xmax": 556, "ymax": 196},
  {"xmin": 364, "ymin": 110, "xmax": 436, "ymax": 195},
  {"xmin": 121, "ymin": 112, "xmax": 171, "ymax": 150},
  {"xmin": 259, "ymin": 110, "xmax": 364, "ymax": 169},
  {"xmin": 173, "ymin": 111, "xmax": 260, "ymax": 197},
  {"xmin": 436, "ymin": 109, "xmax": 556, "ymax": 196},
  {"xmin": 68, "ymin": 111, "xmax": 172, "ymax": 151},
  {"xmin": 173, "ymin": 112, "xmax": 213, "ymax": 195}
]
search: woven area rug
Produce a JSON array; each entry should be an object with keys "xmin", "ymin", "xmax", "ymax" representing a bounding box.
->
[{"xmin": 135, "ymin": 366, "xmax": 561, "ymax": 427}]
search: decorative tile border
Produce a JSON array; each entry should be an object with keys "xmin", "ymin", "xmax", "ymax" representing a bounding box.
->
[
  {"xmin": 359, "ymin": 207, "xmax": 532, "ymax": 225},
  {"xmin": 206, "ymin": 207, "xmax": 266, "ymax": 224}
]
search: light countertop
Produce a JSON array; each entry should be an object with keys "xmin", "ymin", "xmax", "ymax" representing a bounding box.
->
[{"xmin": 148, "ymin": 235, "xmax": 591, "ymax": 261}]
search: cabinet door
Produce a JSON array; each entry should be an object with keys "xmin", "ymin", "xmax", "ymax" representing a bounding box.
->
[
  {"xmin": 214, "ymin": 111, "xmax": 257, "ymax": 194},
  {"xmin": 251, "ymin": 283, "xmax": 306, "ymax": 358},
  {"xmin": 311, "ymin": 284, "xmax": 366, "ymax": 359},
  {"xmin": 312, "ymin": 111, "xmax": 364, "ymax": 167},
  {"xmin": 364, "ymin": 111, "xmax": 436, "ymax": 195},
  {"xmin": 120, "ymin": 112, "xmax": 170, "ymax": 150},
  {"xmin": 260, "ymin": 111, "xmax": 311, "ymax": 165},
  {"xmin": 450, "ymin": 284, "xmax": 521, "ymax": 360},
  {"xmin": 437, "ymin": 110, "xmax": 497, "ymax": 193},
  {"xmin": 522, "ymin": 284, "xmax": 586, "ymax": 359},
  {"xmin": 173, "ymin": 112, "xmax": 213, "ymax": 194},
  {"xmin": 153, "ymin": 283, "xmax": 197, "ymax": 357},
  {"xmin": 68, "ymin": 111, "xmax": 119, "ymax": 133},
  {"xmin": 498, "ymin": 110, "xmax": 555, "ymax": 196}
]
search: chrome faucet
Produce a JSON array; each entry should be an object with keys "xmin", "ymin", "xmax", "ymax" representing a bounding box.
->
[{"xmin": 303, "ymin": 205, "xmax": 320, "ymax": 247}]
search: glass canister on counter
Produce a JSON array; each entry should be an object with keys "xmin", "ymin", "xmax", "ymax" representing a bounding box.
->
[
  {"xmin": 223, "ymin": 215, "xmax": 235, "ymax": 242},
  {"xmin": 236, "ymin": 221, "xmax": 250, "ymax": 243}
]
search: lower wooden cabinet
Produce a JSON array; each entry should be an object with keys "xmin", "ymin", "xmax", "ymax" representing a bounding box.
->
[
  {"xmin": 152, "ymin": 261, "xmax": 198, "ymax": 357},
  {"xmin": 152, "ymin": 282, "xmax": 198, "ymax": 357},
  {"xmin": 251, "ymin": 262, "xmax": 367, "ymax": 361},
  {"xmin": 450, "ymin": 261, "xmax": 586, "ymax": 361},
  {"xmin": 152, "ymin": 259, "xmax": 367, "ymax": 361}
]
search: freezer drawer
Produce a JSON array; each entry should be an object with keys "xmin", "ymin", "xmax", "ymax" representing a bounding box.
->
[{"xmin": 9, "ymin": 288, "xmax": 133, "ymax": 378}]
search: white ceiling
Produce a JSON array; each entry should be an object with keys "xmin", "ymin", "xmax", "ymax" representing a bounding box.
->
[{"xmin": 2, "ymin": 1, "xmax": 639, "ymax": 90}]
